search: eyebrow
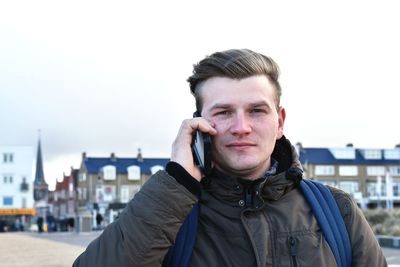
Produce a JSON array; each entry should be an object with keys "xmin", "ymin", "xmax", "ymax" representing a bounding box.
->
[
  {"xmin": 251, "ymin": 101, "xmax": 272, "ymax": 109},
  {"xmin": 209, "ymin": 103, "xmax": 232, "ymax": 111},
  {"xmin": 209, "ymin": 101, "xmax": 273, "ymax": 111}
]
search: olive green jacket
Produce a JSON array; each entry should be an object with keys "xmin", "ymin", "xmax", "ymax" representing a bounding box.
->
[{"xmin": 73, "ymin": 138, "xmax": 387, "ymax": 267}]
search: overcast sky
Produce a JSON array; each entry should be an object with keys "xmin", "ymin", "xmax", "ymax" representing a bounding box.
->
[{"xmin": 1, "ymin": 0, "xmax": 399, "ymax": 190}]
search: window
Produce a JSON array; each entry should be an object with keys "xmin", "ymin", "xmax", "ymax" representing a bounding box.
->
[
  {"xmin": 388, "ymin": 166, "xmax": 400, "ymax": 176},
  {"xmin": 96, "ymin": 188, "xmax": 104, "ymax": 202},
  {"xmin": 394, "ymin": 183, "xmax": 400, "ymax": 197},
  {"xmin": 338, "ymin": 181, "xmax": 359, "ymax": 194},
  {"xmin": 21, "ymin": 177, "xmax": 29, "ymax": 192},
  {"xmin": 60, "ymin": 189, "xmax": 65, "ymax": 199},
  {"xmin": 384, "ymin": 149, "xmax": 400, "ymax": 160},
  {"xmin": 128, "ymin": 166, "xmax": 141, "ymax": 180},
  {"xmin": 103, "ymin": 166, "xmax": 116, "ymax": 180},
  {"xmin": 318, "ymin": 180, "xmax": 338, "ymax": 187},
  {"xmin": 22, "ymin": 197, "xmax": 27, "ymax": 208},
  {"xmin": 83, "ymin": 188, "xmax": 87, "ymax": 200},
  {"xmin": 103, "ymin": 186, "xmax": 115, "ymax": 202},
  {"xmin": 150, "ymin": 165, "xmax": 164, "ymax": 174},
  {"xmin": 96, "ymin": 186, "xmax": 116, "ymax": 202},
  {"xmin": 3, "ymin": 196, "xmax": 13, "ymax": 206},
  {"xmin": 3, "ymin": 175, "xmax": 13, "ymax": 184},
  {"xmin": 362, "ymin": 149, "xmax": 381, "ymax": 160},
  {"xmin": 339, "ymin": 166, "xmax": 358, "ymax": 176},
  {"xmin": 367, "ymin": 181, "xmax": 385, "ymax": 197},
  {"xmin": 366, "ymin": 166, "xmax": 385, "ymax": 176},
  {"xmin": 315, "ymin": 165, "xmax": 335, "ymax": 176},
  {"xmin": 2, "ymin": 153, "xmax": 14, "ymax": 163},
  {"xmin": 69, "ymin": 181, "xmax": 74, "ymax": 193},
  {"xmin": 76, "ymin": 188, "xmax": 80, "ymax": 200},
  {"xmin": 329, "ymin": 148, "xmax": 355, "ymax": 159},
  {"xmin": 79, "ymin": 173, "xmax": 86, "ymax": 181},
  {"xmin": 121, "ymin": 186, "xmax": 130, "ymax": 203}
]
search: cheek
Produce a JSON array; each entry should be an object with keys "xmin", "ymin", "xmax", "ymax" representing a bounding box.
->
[
  {"xmin": 211, "ymin": 119, "xmax": 230, "ymax": 133},
  {"xmin": 256, "ymin": 122, "xmax": 279, "ymax": 138}
]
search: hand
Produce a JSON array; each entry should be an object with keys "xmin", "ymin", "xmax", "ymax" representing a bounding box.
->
[{"xmin": 171, "ymin": 117, "xmax": 217, "ymax": 181}]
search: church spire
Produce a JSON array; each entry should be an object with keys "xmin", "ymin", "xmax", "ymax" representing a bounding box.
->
[{"xmin": 33, "ymin": 130, "xmax": 48, "ymax": 201}]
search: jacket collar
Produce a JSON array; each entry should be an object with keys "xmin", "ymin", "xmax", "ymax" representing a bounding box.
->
[{"xmin": 201, "ymin": 136, "xmax": 303, "ymax": 205}]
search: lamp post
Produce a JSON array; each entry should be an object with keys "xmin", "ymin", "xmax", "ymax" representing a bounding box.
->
[{"xmin": 376, "ymin": 176, "xmax": 382, "ymax": 208}]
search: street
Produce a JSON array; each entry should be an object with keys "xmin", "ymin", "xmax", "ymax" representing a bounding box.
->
[{"xmin": 0, "ymin": 231, "xmax": 399, "ymax": 266}]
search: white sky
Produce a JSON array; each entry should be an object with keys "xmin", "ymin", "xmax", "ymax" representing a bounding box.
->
[{"xmin": 1, "ymin": 0, "xmax": 399, "ymax": 190}]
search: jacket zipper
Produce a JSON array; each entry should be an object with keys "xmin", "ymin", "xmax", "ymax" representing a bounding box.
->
[
  {"xmin": 289, "ymin": 236, "xmax": 298, "ymax": 267},
  {"xmin": 245, "ymin": 187, "xmax": 252, "ymax": 207}
]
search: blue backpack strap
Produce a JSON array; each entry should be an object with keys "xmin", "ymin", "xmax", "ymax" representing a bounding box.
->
[
  {"xmin": 299, "ymin": 180, "xmax": 352, "ymax": 267},
  {"xmin": 162, "ymin": 202, "xmax": 199, "ymax": 267}
]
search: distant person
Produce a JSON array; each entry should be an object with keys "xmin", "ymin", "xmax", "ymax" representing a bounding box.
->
[
  {"xmin": 68, "ymin": 217, "xmax": 75, "ymax": 231},
  {"xmin": 96, "ymin": 213, "xmax": 103, "ymax": 229},
  {"xmin": 74, "ymin": 49, "xmax": 387, "ymax": 266},
  {"xmin": 14, "ymin": 217, "xmax": 24, "ymax": 231},
  {"xmin": 37, "ymin": 217, "xmax": 44, "ymax": 233},
  {"xmin": 0, "ymin": 220, "xmax": 5, "ymax": 232}
]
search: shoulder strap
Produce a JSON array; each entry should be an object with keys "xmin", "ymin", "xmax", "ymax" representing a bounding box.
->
[
  {"xmin": 299, "ymin": 180, "xmax": 352, "ymax": 267},
  {"xmin": 163, "ymin": 180, "xmax": 352, "ymax": 267},
  {"xmin": 162, "ymin": 203, "xmax": 199, "ymax": 267}
]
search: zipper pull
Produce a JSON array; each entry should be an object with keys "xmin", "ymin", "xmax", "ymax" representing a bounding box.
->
[
  {"xmin": 288, "ymin": 236, "xmax": 298, "ymax": 267},
  {"xmin": 289, "ymin": 236, "xmax": 297, "ymax": 256}
]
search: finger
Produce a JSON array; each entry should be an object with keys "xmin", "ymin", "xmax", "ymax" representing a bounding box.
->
[{"xmin": 186, "ymin": 118, "xmax": 217, "ymax": 135}]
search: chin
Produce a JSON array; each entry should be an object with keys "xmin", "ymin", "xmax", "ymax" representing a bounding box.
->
[{"xmin": 227, "ymin": 162, "xmax": 261, "ymax": 173}]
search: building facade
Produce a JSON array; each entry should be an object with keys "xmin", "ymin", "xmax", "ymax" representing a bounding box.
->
[
  {"xmin": 0, "ymin": 145, "xmax": 35, "ymax": 231},
  {"xmin": 77, "ymin": 151, "xmax": 169, "ymax": 228},
  {"xmin": 299, "ymin": 146, "xmax": 400, "ymax": 208},
  {"xmin": 49, "ymin": 168, "xmax": 78, "ymax": 231}
]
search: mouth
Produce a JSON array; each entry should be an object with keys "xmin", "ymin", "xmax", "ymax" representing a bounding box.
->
[{"xmin": 226, "ymin": 142, "xmax": 256, "ymax": 148}]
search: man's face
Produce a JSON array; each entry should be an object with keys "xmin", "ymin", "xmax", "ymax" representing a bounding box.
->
[{"xmin": 200, "ymin": 75, "xmax": 285, "ymax": 180}]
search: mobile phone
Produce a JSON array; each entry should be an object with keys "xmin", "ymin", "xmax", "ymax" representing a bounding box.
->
[{"xmin": 191, "ymin": 112, "xmax": 212, "ymax": 175}]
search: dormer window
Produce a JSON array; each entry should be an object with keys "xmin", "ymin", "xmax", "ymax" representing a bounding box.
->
[
  {"xmin": 329, "ymin": 148, "xmax": 355, "ymax": 159},
  {"xmin": 150, "ymin": 165, "xmax": 164, "ymax": 174},
  {"xmin": 103, "ymin": 165, "xmax": 116, "ymax": 180},
  {"xmin": 362, "ymin": 149, "xmax": 382, "ymax": 160},
  {"xmin": 384, "ymin": 149, "xmax": 400, "ymax": 160},
  {"xmin": 128, "ymin": 166, "xmax": 141, "ymax": 180}
]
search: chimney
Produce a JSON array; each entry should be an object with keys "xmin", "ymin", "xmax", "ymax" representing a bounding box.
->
[
  {"xmin": 137, "ymin": 148, "xmax": 143, "ymax": 163},
  {"xmin": 110, "ymin": 152, "xmax": 116, "ymax": 162},
  {"xmin": 82, "ymin": 152, "xmax": 87, "ymax": 161},
  {"xmin": 346, "ymin": 143, "xmax": 354, "ymax": 147}
]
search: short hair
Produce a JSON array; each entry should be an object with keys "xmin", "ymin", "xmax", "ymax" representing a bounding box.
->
[{"xmin": 187, "ymin": 49, "xmax": 282, "ymax": 112}]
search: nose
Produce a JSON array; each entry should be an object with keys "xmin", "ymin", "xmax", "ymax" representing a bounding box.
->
[{"xmin": 230, "ymin": 112, "xmax": 252, "ymax": 135}]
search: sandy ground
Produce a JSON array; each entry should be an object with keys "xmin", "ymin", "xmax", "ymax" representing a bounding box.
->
[{"xmin": 0, "ymin": 233, "xmax": 85, "ymax": 267}]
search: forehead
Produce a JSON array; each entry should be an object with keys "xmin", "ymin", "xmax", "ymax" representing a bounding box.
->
[{"xmin": 199, "ymin": 75, "xmax": 277, "ymax": 109}]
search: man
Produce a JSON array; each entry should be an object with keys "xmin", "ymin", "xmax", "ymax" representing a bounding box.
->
[{"xmin": 74, "ymin": 49, "xmax": 387, "ymax": 266}]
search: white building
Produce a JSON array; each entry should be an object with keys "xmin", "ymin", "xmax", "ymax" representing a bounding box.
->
[{"xmin": 0, "ymin": 145, "xmax": 35, "ymax": 217}]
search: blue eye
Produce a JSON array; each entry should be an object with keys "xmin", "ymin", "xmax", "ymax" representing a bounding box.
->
[
  {"xmin": 216, "ymin": 110, "xmax": 232, "ymax": 116},
  {"xmin": 251, "ymin": 109, "xmax": 266, "ymax": 113}
]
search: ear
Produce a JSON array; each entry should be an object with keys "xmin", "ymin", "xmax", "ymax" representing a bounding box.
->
[{"xmin": 277, "ymin": 107, "xmax": 286, "ymax": 139}]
